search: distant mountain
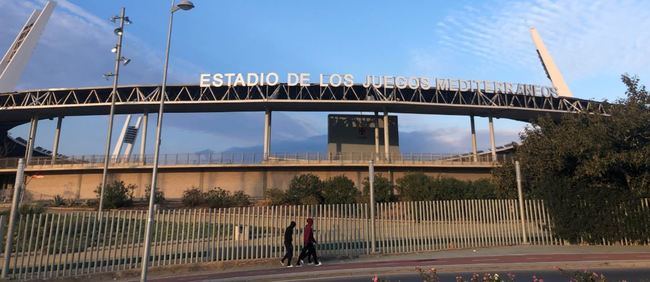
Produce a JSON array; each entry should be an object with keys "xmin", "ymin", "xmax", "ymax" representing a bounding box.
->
[{"xmin": 221, "ymin": 135, "xmax": 327, "ymax": 153}]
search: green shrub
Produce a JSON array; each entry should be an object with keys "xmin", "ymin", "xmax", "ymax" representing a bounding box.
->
[
  {"xmin": 285, "ymin": 174, "xmax": 323, "ymax": 205},
  {"xmin": 19, "ymin": 203, "xmax": 45, "ymax": 215},
  {"xmin": 51, "ymin": 195, "xmax": 66, "ymax": 207},
  {"xmin": 144, "ymin": 186, "xmax": 166, "ymax": 204},
  {"xmin": 362, "ymin": 174, "xmax": 395, "ymax": 203},
  {"xmin": 204, "ymin": 188, "xmax": 231, "ymax": 208},
  {"xmin": 265, "ymin": 188, "xmax": 287, "ymax": 205},
  {"xmin": 321, "ymin": 175, "xmax": 360, "ymax": 204},
  {"xmin": 396, "ymin": 172, "xmax": 432, "ymax": 201},
  {"xmin": 94, "ymin": 180, "xmax": 135, "ymax": 209},
  {"xmin": 230, "ymin": 190, "xmax": 252, "ymax": 207},
  {"xmin": 182, "ymin": 187, "xmax": 204, "ymax": 207},
  {"xmin": 396, "ymin": 173, "xmax": 501, "ymax": 201}
]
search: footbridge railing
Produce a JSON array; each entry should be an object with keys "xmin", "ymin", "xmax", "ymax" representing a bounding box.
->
[{"xmin": 0, "ymin": 152, "xmax": 506, "ymax": 170}]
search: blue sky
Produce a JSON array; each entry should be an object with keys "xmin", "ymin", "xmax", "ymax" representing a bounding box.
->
[{"xmin": 1, "ymin": 0, "xmax": 649, "ymax": 156}]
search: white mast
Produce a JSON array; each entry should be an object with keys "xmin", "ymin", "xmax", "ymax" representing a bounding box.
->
[
  {"xmin": 0, "ymin": 1, "xmax": 56, "ymax": 92},
  {"xmin": 529, "ymin": 27, "xmax": 573, "ymax": 97}
]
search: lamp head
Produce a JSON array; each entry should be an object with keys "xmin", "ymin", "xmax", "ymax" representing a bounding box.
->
[
  {"xmin": 103, "ymin": 72, "xmax": 115, "ymax": 80},
  {"xmin": 114, "ymin": 27, "xmax": 123, "ymax": 36},
  {"xmin": 174, "ymin": 0, "xmax": 195, "ymax": 12},
  {"xmin": 120, "ymin": 57, "xmax": 131, "ymax": 66}
]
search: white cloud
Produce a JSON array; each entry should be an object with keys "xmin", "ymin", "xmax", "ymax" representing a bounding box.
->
[
  {"xmin": 0, "ymin": 0, "xmax": 202, "ymax": 90},
  {"xmin": 428, "ymin": 0, "xmax": 650, "ymax": 83}
]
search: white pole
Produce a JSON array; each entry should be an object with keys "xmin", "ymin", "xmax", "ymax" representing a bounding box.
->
[
  {"xmin": 99, "ymin": 7, "xmax": 127, "ymax": 214},
  {"xmin": 369, "ymin": 160, "xmax": 376, "ymax": 253},
  {"xmin": 515, "ymin": 161, "xmax": 528, "ymax": 244},
  {"xmin": 1, "ymin": 159, "xmax": 25, "ymax": 278},
  {"xmin": 374, "ymin": 112, "xmax": 379, "ymax": 161},
  {"xmin": 488, "ymin": 116, "xmax": 497, "ymax": 162},
  {"xmin": 139, "ymin": 113, "xmax": 148, "ymax": 164},
  {"xmin": 142, "ymin": 0, "xmax": 193, "ymax": 279},
  {"xmin": 263, "ymin": 109, "xmax": 271, "ymax": 161},
  {"xmin": 470, "ymin": 115, "xmax": 478, "ymax": 162},
  {"xmin": 24, "ymin": 116, "xmax": 38, "ymax": 164},
  {"xmin": 51, "ymin": 116, "xmax": 62, "ymax": 163},
  {"xmin": 383, "ymin": 111, "xmax": 390, "ymax": 162}
]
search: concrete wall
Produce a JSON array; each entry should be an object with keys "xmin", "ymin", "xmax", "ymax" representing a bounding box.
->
[{"xmin": 21, "ymin": 166, "xmax": 493, "ymax": 201}]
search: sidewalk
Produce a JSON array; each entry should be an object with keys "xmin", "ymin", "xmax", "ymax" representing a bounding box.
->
[{"xmin": 146, "ymin": 245, "xmax": 650, "ymax": 282}]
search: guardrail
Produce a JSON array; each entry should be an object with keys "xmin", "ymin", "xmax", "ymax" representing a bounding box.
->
[{"xmin": 0, "ymin": 152, "xmax": 506, "ymax": 169}]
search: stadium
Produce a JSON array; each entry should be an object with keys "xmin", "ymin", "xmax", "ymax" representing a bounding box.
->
[{"xmin": 0, "ymin": 1, "xmax": 607, "ymax": 201}]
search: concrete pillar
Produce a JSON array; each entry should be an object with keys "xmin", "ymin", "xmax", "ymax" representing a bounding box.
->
[
  {"xmin": 51, "ymin": 116, "xmax": 62, "ymax": 163},
  {"xmin": 140, "ymin": 113, "xmax": 148, "ymax": 164},
  {"xmin": 263, "ymin": 110, "xmax": 272, "ymax": 161},
  {"xmin": 25, "ymin": 116, "xmax": 38, "ymax": 165},
  {"xmin": 470, "ymin": 115, "xmax": 478, "ymax": 162},
  {"xmin": 488, "ymin": 116, "xmax": 497, "ymax": 162},
  {"xmin": 374, "ymin": 112, "xmax": 380, "ymax": 160},
  {"xmin": 383, "ymin": 111, "xmax": 390, "ymax": 162}
]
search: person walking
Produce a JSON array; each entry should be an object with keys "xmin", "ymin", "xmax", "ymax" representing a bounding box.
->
[
  {"xmin": 296, "ymin": 218, "xmax": 321, "ymax": 266},
  {"xmin": 281, "ymin": 221, "xmax": 296, "ymax": 267}
]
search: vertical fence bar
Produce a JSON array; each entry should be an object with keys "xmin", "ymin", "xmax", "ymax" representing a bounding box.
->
[
  {"xmin": 30, "ymin": 214, "xmax": 44, "ymax": 279},
  {"xmin": 82, "ymin": 213, "xmax": 92, "ymax": 275},
  {"xmin": 494, "ymin": 200, "xmax": 503, "ymax": 246},
  {"xmin": 467, "ymin": 200, "xmax": 476, "ymax": 248},
  {"xmin": 484, "ymin": 200, "xmax": 494, "ymax": 246},
  {"xmin": 424, "ymin": 201, "xmax": 432, "ymax": 251}
]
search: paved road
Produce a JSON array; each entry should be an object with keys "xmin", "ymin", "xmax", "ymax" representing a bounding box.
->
[
  {"xmin": 151, "ymin": 252, "xmax": 650, "ymax": 281},
  {"xmin": 302, "ymin": 269, "xmax": 650, "ymax": 282}
]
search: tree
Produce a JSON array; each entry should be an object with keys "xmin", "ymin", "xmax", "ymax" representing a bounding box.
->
[
  {"xmin": 321, "ymin": 175, "xmax": 360, "ymax": 204},
  {"xmin": 94, "ymin": 180, "xmax": 135, "ymax": 209},
  {"xmin": 362, "ymin": 174, "xmax": 395, "ymax": 203},
  {"xmin": 396, "ymin": 172, "xmax": 432, "ymax": 201},
  {"xmin": 285, "ymin": 174, "xmax": 323, "ymax": 205},
  {"xmin": 492, "ymin": 74, "xmax": 650, "ymax": 243}
]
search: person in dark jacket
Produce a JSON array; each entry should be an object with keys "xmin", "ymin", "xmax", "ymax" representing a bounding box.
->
[
  {"xmin": 281, "ymin": 221, "xmax": 296, "ymax": 267},
  {"xmin": 296, "ymin": 218, "xmax": 321, "ymax": 266}
]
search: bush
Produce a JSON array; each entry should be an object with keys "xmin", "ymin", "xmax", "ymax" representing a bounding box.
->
[
  {"xmin": 19, "ymin": 203, "xmax": 45, "ymax": 215},
  {"xmin": 321, "ymin": 175, "xmax": 360, "ymax": 204},
  {"xmin": 396, "ymin": 173, "xmax": 501, "ymax": 201},
  {"xmin": 204, "ymin": 188, "xmax": 231, "ymax": 208},
  {"xmin": 51, "ymin": 195, "xmax": 66, "ymax": 207},
  {"xmin": 265, "ymin": 188, "xmax": 287, "ymax": 205},
  {"xmin": 181, "ymin": 187, "xmax": 253, "ymax": 208},
  {"xmin": 144, "ymin": 186, "xmax": 165, "ymax": 204},
  {"xmin": 230, "ymin": 190, "xmax": 252, "ymax": 207},
  {"xmin": 94, "ymin": 180, "xmax": 135, "ymax": 209},
  {"xmin": 396, "ymin": 173, "xmax": 432, "ymax": 201},
  {"xmin": 362, "ymin": 174, "xmax": 395, "ymax": 203},
  {"xmin": 182, "ymin": 187, "xmax": 204, "ymax": 207},
  {"xmin": 285, "ymin": 174, "xmax": 323, "ymax": 205}
]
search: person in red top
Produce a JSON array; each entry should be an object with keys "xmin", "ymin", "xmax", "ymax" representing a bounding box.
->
[{"xmin": 296, "ymin": 218, "xmax": 321, "ymax": 266}]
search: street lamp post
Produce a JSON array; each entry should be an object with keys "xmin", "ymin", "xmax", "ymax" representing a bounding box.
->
[
  {"xmin": 98, "ymin": 7, "xmax": 131, "ymax": 214},
  {"xmin": 140, "ymin": 1, "xmax": 194, "ymax": 281}
]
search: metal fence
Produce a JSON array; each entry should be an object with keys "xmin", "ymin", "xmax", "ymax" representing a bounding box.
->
[
  {"xmin": 0, "ymin": 152, "xmax": 503, "ymax": 170},
  {"xmin": 0, "ymin": 199, "xmax": 647, "ymax": 280}
]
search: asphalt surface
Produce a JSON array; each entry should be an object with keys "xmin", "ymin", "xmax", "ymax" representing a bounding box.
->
[
  {"xmin": 300, "ymin": 269, "xmax": 650, "ymax": 282},
  {"xmin": 151, "ymin": 252, "xmax": 650, "ymax": 282}
]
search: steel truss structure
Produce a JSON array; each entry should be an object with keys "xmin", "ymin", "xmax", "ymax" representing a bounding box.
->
[{"xmin": 0, "ymin": 84, "xmax": 608, "ymax": 124}]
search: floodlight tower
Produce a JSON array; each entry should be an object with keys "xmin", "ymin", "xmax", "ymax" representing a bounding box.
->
[
  {"xmin": 0, "ymin": 2, "xmax": 56, "ymax": 92},
  {"xmin": 530, "ymin": 27, "xmax": 573, "ymax": 97}
]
